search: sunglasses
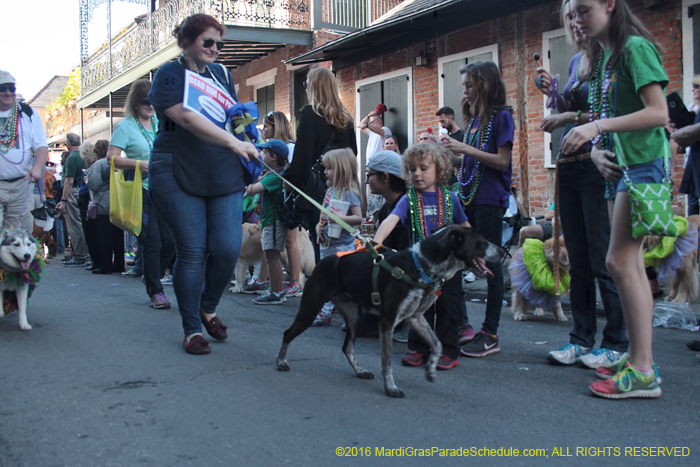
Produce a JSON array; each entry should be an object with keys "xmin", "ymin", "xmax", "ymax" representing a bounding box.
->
[
  {"xmin": 202, "ymin": 38, "xmax": 225, "ymax": 50},
  {"xmin": 0, "ymin": 85, "xmax": 16, "ymax": 93},
  {"xmin": 140, "ymin": 99, "xmax": 152, "ymax": 107},
  {"xmin": 693, "ymin": 84, "xmax": 700, "ymax": 89},
  {"xmin": 303, "ymin": 81, "xmax": 308, "ymax": 89}
]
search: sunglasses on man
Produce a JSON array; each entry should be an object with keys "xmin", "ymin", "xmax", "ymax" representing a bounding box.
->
[
  {"xmin": 202, "ymin": 39, "xmax": 225, "ymax": 51},
  {"xmin": 0, "ymin": 85, "xmax": 16, "ymax": 93}
]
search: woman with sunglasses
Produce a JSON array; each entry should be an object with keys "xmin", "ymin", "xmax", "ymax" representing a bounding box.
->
[
  {"xmin": 674, "ymin": 76, "xmax": 700, "ymax": 216},
  {"xmin": 284, "ymin": 67, "xmax": 357, "ymax": 260},
  {"xmin": 147, "ymin": 14, "xmax": 257, "ymax": 355},
  {"xmin": 108, "ymin": 80, "xmax": 172, "ymax": 306}
]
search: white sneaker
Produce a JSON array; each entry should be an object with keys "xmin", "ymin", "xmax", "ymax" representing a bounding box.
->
[
  {"xmin": 576, "ymin": 348, "xmax": 628, "ymax": 369},
  {"xmin": 463, "ymin": 271, "xmax": 477, "ymax": 283},
  {"xmin": 547, "ymin": 343, "xmax": 591, "ymax": 365},
  {"xmin": 161, "ymin": 274, "xmax": 173, "ymax": 286}
]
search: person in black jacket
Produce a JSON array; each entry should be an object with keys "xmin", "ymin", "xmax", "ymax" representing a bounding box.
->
[{"xmin": 285, "ymin": 67, "xmax": 357, "ymax": 260}]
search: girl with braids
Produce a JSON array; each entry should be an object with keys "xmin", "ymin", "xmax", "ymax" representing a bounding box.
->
[
  {"xmin": 441, "ymin": 61, "xmax": 514, "ymax": 357},
  {"xmin": 535, "ymin": 0, "xmax": 628, "ymax": 371},
  {"xmin": 374, "ymin": 143, "xmax": 469, "ymax": 370},
  {"xmin": 560, "ymin": 0, "xmax": 667, "ymax": 399}
]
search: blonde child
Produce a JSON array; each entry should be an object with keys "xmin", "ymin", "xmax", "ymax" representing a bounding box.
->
[
  {"xmin": 561, "ymin": 0, "xmax": 668, "ymax": 399},
  {"xmin": 246, "ymin": 139, "xmax": 289, "ymax": 305},
  {"xmin": 374, "ymin": 143, "xmax": 470, "ymax": 370},
  {"xmin": 312, "ymin": 148, "xmax": 363, "ymax": 326}
]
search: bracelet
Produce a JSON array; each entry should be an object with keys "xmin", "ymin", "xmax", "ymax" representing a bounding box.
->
[
  {"xmin": 593, "ymin": 120, "xmax": 603, "ymax": 136},
  {"xmin": 574, "ymin": 110, "xmax": 581, "ymax": 126}
]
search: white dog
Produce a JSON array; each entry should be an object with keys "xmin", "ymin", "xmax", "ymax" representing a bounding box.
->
[{"xmin": 0, "ymin": 229, "xmax": 40, "ymax": 331}]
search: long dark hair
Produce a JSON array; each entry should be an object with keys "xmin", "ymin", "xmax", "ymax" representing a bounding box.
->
[
  {"xmin": 460, "ymin": 61, "xmax": 507, "ymax": 130},
  {"xmin": 586, "ymin": 0, "xmax": 661, "ymax": 70}
]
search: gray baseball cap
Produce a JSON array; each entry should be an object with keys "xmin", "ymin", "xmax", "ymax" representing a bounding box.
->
[{"xmin": 367, "ymin": 150, "xmax": 403, "ymax": 179}]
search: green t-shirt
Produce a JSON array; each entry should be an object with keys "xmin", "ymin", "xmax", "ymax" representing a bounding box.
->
[
  {"xmin": 110, "ymin": 116, "xmax": 158, "ymax": 190},
  {"xmin": 64, "ymin": 150, "xmax": 87, "ymax": 188},
  {"xmin": 600, "ymin": 36, "xmax": 669, "ymax": 166},
  {"xmin": 259, "ymin": 170, "xmax": 284, "ymax": 227}
]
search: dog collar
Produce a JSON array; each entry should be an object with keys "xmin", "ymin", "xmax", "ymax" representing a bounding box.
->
[{"xmin": 412, "ymin": 250, "xmax": 435, "ymax": 284}]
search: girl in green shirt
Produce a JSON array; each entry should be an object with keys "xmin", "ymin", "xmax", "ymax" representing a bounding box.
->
[{"xmin": 560, "ymin": 0, "xmax": 667, "ymax": 400}]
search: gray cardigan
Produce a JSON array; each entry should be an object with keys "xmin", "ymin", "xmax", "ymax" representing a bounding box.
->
[{"xmin": 86, "ymin": 158, "xmax": 111, "ymax": 216}]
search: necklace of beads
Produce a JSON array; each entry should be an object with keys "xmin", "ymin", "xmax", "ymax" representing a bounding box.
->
[
  {"xmin": 0, "ymin": 102, "xmax": 23, "ymax": 161},
  {"xmin": 408, "ymin": 185, "xmax": 453, "ymax": 244},
  {"xmin": 136, "ymin": 116, "xmax": 156, "ymax": 149},
  {"xmin": 457, "ymin": 113, "xmax": 494, "ymax": 206},
  {"xmin": 588, "ymin": 52, "xmax": 618, "ymax": 149}
]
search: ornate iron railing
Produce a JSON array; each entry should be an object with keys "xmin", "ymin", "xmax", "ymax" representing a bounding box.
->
[{"xmin": 80, "ymin": 0, "xmax": 311, "ymax": 96}]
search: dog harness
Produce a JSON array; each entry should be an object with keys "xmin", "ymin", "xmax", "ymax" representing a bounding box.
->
[{"xmin": 363, "ymin": 241, "xmax": 444, "ymax": 306}]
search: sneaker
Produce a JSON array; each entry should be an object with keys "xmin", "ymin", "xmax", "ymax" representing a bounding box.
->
[
  {"xmin": 393, "ymin": 322, "xmax": 409, "ymax": 343},
  {"xmin": 241, "ymin": 280, "xmax": 269, "ymax": 294},
  {"xmin": 595, "ymin": 357, "xmax": 662, "ymax": 385},
  {"xmin": 62, "ymin": 259, "xmax": 87, "ymax": 267},
  {"xmin": 547, "ymin": 343, "xmax": 591, "ymax": 365},
  {"xmin": 401, "ymin": 350, "xmax": 426, "ymax": 366},
  {"xmin": 589, "ymin": 363, "xmax": 662, "ymax": 399},
  {"xmin": 311, "ymin": 311, "xmax": 332, "ymax": 327},
  {"xmin": 458, "ymin": 323, "xmax": 475, "ymax": 345},
  {"xmin": 149, "ymin": 293, "xmax": 171, "ymax": 309},
  {"xmin": 436, "ymin": 354, "xmax": 459, "ymax": 370},
  {"xmin": 576, "ymin": 348, "xmax": 628, "ymax": 369},
  {"xmin": 253, "ymin": 291, "xmax": 286, "ymax": 305},
  {"xmin": 463, "ymin": 271, "xmax": 477, "ymax": 283},
  {"xmin": 122, "ymin": 269, "xmax": 142, "ymax": 278},
  {"xmin": 282, "ymin": 281, "xmax": 303, "ymax": 298},
  {"xmin": 460, "ymin": 330, "xmax": 500, "ymax": 357},
  {"xmin": 161, "ymin": 274, "xmax": 173, "ymax": 286}
]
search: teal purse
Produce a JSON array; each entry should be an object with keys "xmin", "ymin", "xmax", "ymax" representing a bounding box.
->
[{"xmin": 615, "ymin": 136, "xmax": 677, "ymax": 239}]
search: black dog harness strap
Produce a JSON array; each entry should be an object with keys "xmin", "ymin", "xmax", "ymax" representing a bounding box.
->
[{"xmin": 364, "ymin": 241, "xmax": 442, "ymax": 306}]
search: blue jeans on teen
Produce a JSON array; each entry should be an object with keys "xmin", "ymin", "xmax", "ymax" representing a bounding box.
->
[
  {"xmin": 148, "ymin": 152, "xmax": 243, "ymax": 336},
  {"xmin": 558, "ymin": 158, "xmax": 628, "ymax": 351},
  {"xmin": 465, "ymin": 204, "xmax": 505, "ymax": 335}
]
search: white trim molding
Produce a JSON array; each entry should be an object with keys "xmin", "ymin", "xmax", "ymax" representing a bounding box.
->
[
  {"xmin": 542, "ymin": 28, "xmax": 566, "ymax": 169},
  {"xmin": 246, "ymin": 68, "xmax": 278, "ymax": 93},
  {"xmin": 437, "ymin": 44, "xmax": 499, "ymax": 108}
]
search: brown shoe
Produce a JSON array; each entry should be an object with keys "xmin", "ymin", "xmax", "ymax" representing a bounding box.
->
[
  {"xmin": 183, "ymin": 335, "xmax": 211, "ymax": 355},
  {"xmin": 200, "ymin": 310, "xmax": 228, "ymax": 341}
]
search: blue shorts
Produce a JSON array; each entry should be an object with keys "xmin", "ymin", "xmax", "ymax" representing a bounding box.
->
[{"xmin": 606, "ymin": 157, "xmax": 666, "ymax": 199}]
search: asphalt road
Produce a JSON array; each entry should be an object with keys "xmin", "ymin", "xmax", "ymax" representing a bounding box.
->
[{"xmin": 1, "ymin": 258, "xmax": 699, "ymax": 467}]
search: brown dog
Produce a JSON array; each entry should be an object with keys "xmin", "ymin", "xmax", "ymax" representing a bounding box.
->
[
  {"xmin": 643, "ymin": 215, "xmax": 699, "ymax": 303},
  {"xmin": 230, "ymin": 223, "xmax": 315, "ymax": 293},
  {"xmin": 511, "ymin": 237, "xmax": 569, "ymax": 321}
]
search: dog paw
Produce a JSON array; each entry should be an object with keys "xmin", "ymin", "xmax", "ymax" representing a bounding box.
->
[
  {"xmin": 533, "ymin": 308, "xmax": 545, "ymax": 317},
  {"xmin": 513, "ymin": 313, "xmax": 527, "ymax": 321},
  {"xmin": 357, "ymin": 370, "xmax": 374, "ymax": 380},
  {"xmin": 228, "ymin": 286, "xmax": 241, "ymax": 294},
  {"xmin": 426, "ymin": 367, "xmax": 436, "ymax": 382},
  {"xmin": 555, "ymin": 314, "xmax": 568, "ymax": 322},
  {"xmin": 385, "ymin": 387, "xmax": 405, "ymax": 398},
  {"xmin": 276, "ymin": 360, "xmax": 290, "ymax": 372},
  {"xmin": 19, "ymin": 323, "xmax": 32, "ymax": 331}
]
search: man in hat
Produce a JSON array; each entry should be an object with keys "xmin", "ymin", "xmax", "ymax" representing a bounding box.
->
[
  {"xmin": 57, "ymin": 133, "xmax": 89, "ymax": 266},
  {"xmin": 0, "ymin": 70, "xmax": 49, "ymax": 231}
]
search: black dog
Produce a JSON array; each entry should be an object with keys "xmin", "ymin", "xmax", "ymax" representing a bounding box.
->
[{"xmin": 276, "ymin": 225, "xmax": 503, "ymax": 398}]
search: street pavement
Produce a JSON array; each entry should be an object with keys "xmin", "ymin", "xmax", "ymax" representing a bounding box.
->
[{"xmin": 1, "ymin": 257, "xmax": 699, "ymax": 466}]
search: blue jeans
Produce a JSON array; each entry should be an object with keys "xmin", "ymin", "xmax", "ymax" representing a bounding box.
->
[
  {"xmin": 465, "ymin": 204, "xmax": 506, "ymax": 335},
  {"xmin": 149, "ymin": 152, "xmax": 243, "ymax": 336},
  {"xmin": 558, "ymin": 158, "xmax": 628, "ymax": 351}
]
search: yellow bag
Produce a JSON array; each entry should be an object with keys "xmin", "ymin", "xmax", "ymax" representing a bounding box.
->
[{"xmin": 109, "ymin": 157, "xmax": 142, "ymax": 236}]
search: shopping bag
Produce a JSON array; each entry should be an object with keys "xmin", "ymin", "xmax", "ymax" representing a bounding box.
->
[{"xmin": 109, "ymin": 158, "xmax": 142, "ymax": 236}]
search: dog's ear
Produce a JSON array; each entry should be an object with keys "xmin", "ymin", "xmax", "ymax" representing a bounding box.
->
[{"xmin": 447, "ymin": 226, "xmax": 466, "ymax": 250}]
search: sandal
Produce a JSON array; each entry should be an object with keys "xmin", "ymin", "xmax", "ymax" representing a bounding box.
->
[{"xmin": 200, "ymin": 310, "xmax": 228, "ymax": 341}]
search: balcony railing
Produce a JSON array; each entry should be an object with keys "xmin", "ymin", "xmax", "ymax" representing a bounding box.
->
[
  {"xmin": 81, "ymin": 0, "xmax": 311, "ymax": 95},
  {"xmin": 314, "ymin": 0, "xmax": 404, "ymax": 32}
]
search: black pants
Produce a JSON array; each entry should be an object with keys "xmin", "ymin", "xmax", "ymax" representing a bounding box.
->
[
  {"xmin": 408, "ymin": 273, "xmax": 464, "ymax": 359},
  {"xmin": 95, "ymin": 214, "xmax": 125, "ymax": 272}
]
